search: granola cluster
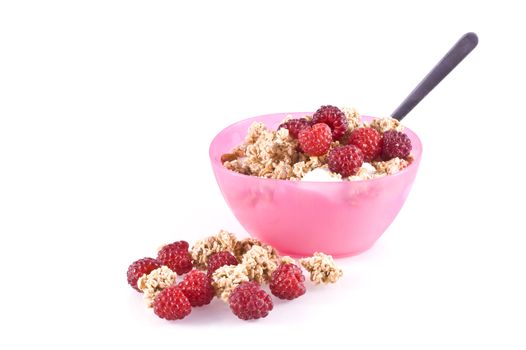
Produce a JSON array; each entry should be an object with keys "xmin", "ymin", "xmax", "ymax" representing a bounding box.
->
[
  {"xmin": 299, "ymin": 252, "xmax": 343, "ymax": 284},
  {"xmin": 233, "ymin": 237, "xmax": 280, "ymax": 262},
  {"xmin": 241, "ymin": 245, "xmax": 278, "ymax": 284},
  {"xmin": 211, "ymin": 264, "xmax": 250, "ymax": 302},
  {"xmin": 368, "ymin": 117, "xmax": 404, "ymax": 133},
  {"xmin": 191, "ymin": 230, "xmax": 237, "ymax": 269},
  {"xmin": 223, "ymin": 123, "xmax": 301, "ymax": 179},
  {"xmin": 342, "ymin": 106, "xmax": 362, "ymax": 131},
  {"xmin": 372, "ymin": 157, "xmax": 411, "ymax": 176},
  {"xmin": 222, "ymin": 107, "xmax": 413, "ymax": 181},
  {"xmin": 137, "ymin": 266, "xmax": 178, "ymax": 307}
]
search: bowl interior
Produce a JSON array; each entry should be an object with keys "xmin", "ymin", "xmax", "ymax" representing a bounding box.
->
[{"xmin": 210, "ymin": 112, "xmax": 422, "ymax": 182}]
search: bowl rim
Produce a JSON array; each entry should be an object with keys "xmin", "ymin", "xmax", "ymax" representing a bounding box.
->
[{"xmin": 209, "ymin": 112, "xmax": 423, "ymax": 184}]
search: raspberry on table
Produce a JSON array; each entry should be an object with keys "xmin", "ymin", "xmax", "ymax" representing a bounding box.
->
[
  {"xmin": 348, "ymin": 127, "xmax": 383, "ymax": 162},
  {"xmin": 207, "ymin": 251, "xmax": 239, "ymax": 278},
  {"xmin": 228, "ymin": 282, "xmax": 273, "ymax": 320},
  {"xmin": 157, "ymin": 243, "xmax": 193, "ymax": 275},
  {"xmin": 381, "ymin": 130, "xmax": 412, "ymax": 160},
  {"xmin": 278, "ymin": 118, "xmax": 311, "ymax": 138},
  {"xmin": 178, "ymin": 270, "xmax": 215, "ymax": 307},
  {"xmin": 127, "ymin": 257, "xmax": 162, "ymax": 292},
  {"xmin": 328, "ymin": 145, "xmax": 364, "ymax": 177},
  {"xmin": 311, "ymin": 105, "xmax": 348, "ymax": 141},
  {"xmin": 298, "ymin": 123, "xmax": 332, "ymax": 156},
  {"xmin": 269, "ymin": 263, "xmax": 306, "ymax": 300},
  {"xmin": 153, "ymin": 285, "xmax": 192, "ymax": 320}
]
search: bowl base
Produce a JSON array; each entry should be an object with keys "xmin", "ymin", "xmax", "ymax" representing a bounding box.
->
[{"xmin": 274, "ymin": 240, "xmax": 377, "ymax": 259}]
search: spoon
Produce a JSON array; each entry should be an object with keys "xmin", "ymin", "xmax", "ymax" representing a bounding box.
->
[{"xmin": 391, "ymin": 32, "xmax": 478, "ymax": 121}]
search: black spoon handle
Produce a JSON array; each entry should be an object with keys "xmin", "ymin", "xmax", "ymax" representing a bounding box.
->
[{"xmin": 391, "ymin": 32, "xmax": 478, "ymax": 121}]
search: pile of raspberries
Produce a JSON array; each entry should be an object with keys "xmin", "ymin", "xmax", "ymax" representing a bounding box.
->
[
  {"xmin": 279, "ymin": 105, "xmax": 412, "ymax": 177},
  {"xmin": 127, "ymin": 241, "xmax": 306, "ymax": 321}
]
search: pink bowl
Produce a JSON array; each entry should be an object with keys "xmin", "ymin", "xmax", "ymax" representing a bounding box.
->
[{"xmin": 209, "ymin": 112, "xmax": 422, "ymax": 257}]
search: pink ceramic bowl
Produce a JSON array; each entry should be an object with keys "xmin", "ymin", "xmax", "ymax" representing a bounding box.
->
[{"xmin": 209, "ymin": 112, "xmax": 422, "ymax": 257}]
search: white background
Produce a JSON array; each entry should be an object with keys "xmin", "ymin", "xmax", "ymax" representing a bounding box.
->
[{"xmin": 1, "ymin": 1, "xmax": 525, "ymax": 349}]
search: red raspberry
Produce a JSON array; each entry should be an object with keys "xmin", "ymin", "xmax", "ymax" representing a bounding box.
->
[
  {"xmin": 178, "ymin": 270, "xmax": 215, "ymax": 307},
  {"xmin": 162, "ymin": 241, "xmax": 189, "ymax": 251},
  {"xmin": 127, "ymin": 257, "xmax": 161, "ymax": 292},
  {"xmin": 269, "ymin": 263, "xmax": 306, "ymax": 300},
  {"xmin": 328, "ymin": 145, "xmax": 364, "ymax": 177},
  {"xmin": 207, "ymin": 251, "xmax": 239, "ymax": 278},
  {"xmin": 157, "ymin": 243, "xmax": 193, "ymax": 275},
  {"xmin": 153, "ymin": 285, "xmax": 192, "ymax": 320},
  {"xmin": 298, "ymin": 123, "xmax": 332, "ymax": 156},
  {"xmin": 229, "ymin": 282, "xmax": 273, "ymax": 320},
  {"xmin": 278, "ymin": 118, "xmax": 310, "ymax": 138},
  {"xmin": 348, "ymin": 127, "xmax": 383, "ymax": 162},
  {"xmin": 311, "ymin": 105, "xmax": 348, "ymax": 140},
  {"xmin": 381, "ymin": 130, "xmax": 412, "ymax": 160}
]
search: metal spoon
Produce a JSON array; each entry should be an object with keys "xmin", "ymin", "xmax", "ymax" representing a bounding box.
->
[{"xmin": 391, "ymin": 32, "xmax": 478, "ymax": 121}]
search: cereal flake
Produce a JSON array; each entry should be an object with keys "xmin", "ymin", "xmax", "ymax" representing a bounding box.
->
[
  {"xmin": 299, "ymin": 252, "xmax": 343, "ymax": 284},
  {"xmin": 241, "ymin": 245, "xmax": 278, "ymax": 284},
  {"xmin": 341, "ymin": 106, "xmax": 363, "ymax": 132},
  {"xmin": 372, "ymin": 157, "xmax": 409, "ymax": 175},
  {"xmin": 211, "ymin": 264, "xmax": 250, "ymax": 302},
  {"xmin": 368, "ymin": 117, "xmax": 404, "ymax": 133},
  {"xmin": 223, "ymin": 122, "xmax": 300, "ymax": 179},
  {"xmin": 234, "ymin": 237, "xmax": 280, "ymax": 262},
  {"xmin": 191, "ymin": 230, "xmax": 238, "ymax": 269},
  {"xmin": 137, "ymin": 266, "xmax": 177, "ymax": 307}
]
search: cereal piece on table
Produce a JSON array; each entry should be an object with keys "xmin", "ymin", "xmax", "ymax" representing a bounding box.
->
[
  {"xmin": 299, "ymin": 252, "xmax": 343, "ymax": 284},
  {"xmin": 211, "ymin": 264, "xmax": 250, "ymax": 302},
  {"xmin": 279, "ymin": 255, "xmax": 297, "ymax": 265},
  {"xmin": 191, "ymin": 230, "xmax": 238, "ymax": 269},
  {"xmin": 137, "ymin": 266, "xmax": 177, "ymax": 308},
  {"xmin": 234, "ymin": 237, "xmax": 280, "ymax": 262},
  {"xmin": 241, "ymin": 245, "xmax": 278, "ymax": 284},
  {"xmin": 367, "ymin": 117, "xmax": 404, "ymax": 134}
]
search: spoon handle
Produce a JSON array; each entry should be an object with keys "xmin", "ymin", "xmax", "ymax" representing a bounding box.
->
[{"xmin": 391, "ymin": 32, "xmax": 478, "ymax": 121}]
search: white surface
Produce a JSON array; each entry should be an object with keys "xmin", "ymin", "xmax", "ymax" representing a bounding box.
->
[{"xmin": 1, "ymin": 1, "xmax": 525, "ymax": 349}]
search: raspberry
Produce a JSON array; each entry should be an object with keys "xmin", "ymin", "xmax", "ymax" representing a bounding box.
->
[
  {"xmin": 328, "ymin": 145, "xmax": 364, "ymax": 177},
  {"xmin": 381, "ymin": 130, "xmax": 412, "ymax": 160},
  {"xmin": 269, "ymin": 263, "xmax": 306, "ymax": 300},
  {"xmin": 311, "ymin": 105, "xmax": 348, "ymax": 140},
  {"xmin": 153, "ymin": 285, "xmax": 192, "ymax": 320},
  {"xmin": 228, "ymin": 282, "xmax": 273, "ymax": 320},
  {"xmin": 157, "ymin": 243, "xmax": 193, "ymax": 275},
  {"xmin": 348, "ymin": 127, "xmax": 383, "ymax": 162},
  {"xmin": 278, "ymin": 118, "xmax": 311, "ymax": 138},
  {"xmin": 298, "ymin": 123, "xmax": 332, "ymax": 156},
  {"xmin": 207, "ymin": 251, "xmax": 239, "ymax": 278},
  {"xmin": 127, "ymin": 257, "xmax": 162, "ymax": 292},
  {"xmin": 178, "ymin": 270, "xmax": 215, "ymax": 307},
  {"xmin": 162, "ymin": 241, "xmax": 189, "ymax": 251}
]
